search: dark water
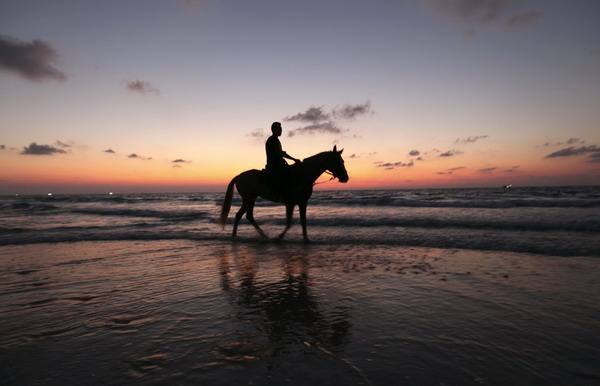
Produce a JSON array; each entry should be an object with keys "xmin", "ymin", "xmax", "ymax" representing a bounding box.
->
[
  {"xmin": 1, "ymin": 187, "xmax": 599, "ymax": 384},
  {"xmin": 1, "ymin": 186, "xmax": 600, "ymax": 256}
]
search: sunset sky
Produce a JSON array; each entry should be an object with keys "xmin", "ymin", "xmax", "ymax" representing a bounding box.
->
[{"xmin": 1, "ymin": 0, "xmax": 600, "ymax": 194}]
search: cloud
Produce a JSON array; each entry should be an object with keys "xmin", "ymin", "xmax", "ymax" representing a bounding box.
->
[
  {"xmin": 248, "ymin": 129, "xmax": 266, "ymax": 138},
  {"xmin": 477, "ymin": 167, "xmax": 497, "ymax": 173},
  {"xmin": 172, "ymin": 159, "xmax": 191, "ymax": 164},
  {"xmin": 0, "ymin": 145, "xmax": 5, "ymax": 150},
  {"xmin": 455, "ymin": 135, "xmax": 488, "ymax": 144},
  {"xmin": 427, "ymin": 0, "xmax": 540, "ymax": 28},
  {"xmin": 589, "ymin": 153, "xmax": 600, "ymax": 163},
  {"xmin": 128, "ymin": 153, "xmax": 152, "ymax": 160},
  {"xmin": 126, "ymin": 80, "xmax": 160, "ymax": 95},
  {"xmin": 543, "ymin": 138, "xmax": 585, "ymax": 147},
  {"xmin": 409, "ymin": 150, "xmax": 420, "ymax": 156},
  {"xmin": 285, "ymin": 106, "xmax": 329, "ymax": 123},
  {"xmin": 332, "ymin": 101, "xmax": 372, "ymax": 120},
  {"xmin": 545, "ymin": 145, "xmax": 600, "ymax": 158},
  {"xmin": 504, "ymin": 167, "xmax": 521, "ymax": 173},
  {"xmin": 505, "ymin": 11, "xmax": 541, "ymax": 28},
  {"xmin": 439, "ymin": 150, "xmax": 463, "ymax": 157},
  {"xmin": 375, "ymin": 160, "xmax": 414, "ymax": 170},
  {"xmin": 21, "ymin": 142, "xmax": 67, "ymax": 155},
  {"xmin": 103, "ymin": 149, "xmax": 116, "ymax": 153},
  {"xmin": 55, "ymin": 140, "xmax": 71, "ymax": 148},
  {"xmin": 438, "ymin": 166, "xmax": 466, "ymax": 175},
  {"xmin": 0, "ymin": 34, "xmax": 67, "ymax": 82},
  {"xmin": 284, "ymin": 101, "xmax": 372, "ymax": 137},
  {"xmin": 172, "ymin": 164, "xmax": 182, "ymax": 168},
  {"xmin": 428, "ymin": 0, "xmax": 512, "ymax": 24},
  {"xmin": 288, "ymin": 122, "xmax": 343, "ymax": 137}
]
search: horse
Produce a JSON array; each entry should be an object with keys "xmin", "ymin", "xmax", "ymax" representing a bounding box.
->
[{"xmin": 218, "ymin": 146, "xmax": 349, "ymax": 242}]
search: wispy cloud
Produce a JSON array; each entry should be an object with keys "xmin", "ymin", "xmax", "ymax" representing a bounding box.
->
[
  {"xmin": 440, "ymin": 150, "xmax": 463, "ymax": 157},
  {"xmin": 285, "ymin": 106, "xmax": 330, "ymax": 123},
  {"xmin": 171, "ymin": 159, "xmax": 191, "ymax": 168},
  {"xmin": 477, "ymin": 167, "xmax": 497, "ymax": 173},
  {"xmin": 505, "ymin": 11, "xmax": 541, "ymax": 28},
  {"xmin": 284, "ymin": 101, "xmax": 372, "ymax": 137},
  {"xmin": 374, "ymin": 160, "xmax": 414, "ymax": 170},
  {"xmin": 589, "ymin": 153, "xmax": 600, "ymax": 164},
  {"xmin": 248, "ymin": 129, "xmax": 266, "ymax": 138},
  {"xmin": 409, "ymin": 150, "xmax": 420, "ymax": 156},
  {"xmin": 545, "ymin": 145, "xmax": 600, "ymax": 158},
  {"xmin": 21, "ymin": 142, "xmax": 67, "ymax": 155},
  {"xmin": 427, "ymin": 0, "xmax": 541, "ymax": 30},
  {"xmin": 0, "ymin": 145, "xmax": 5, "ymax": 150},
  {"xmin": 55, "ymin": 140, "xmax": 72, "ymax": 148},
  {"xmin": 543, "ymin": 138, "xmax": 585, "ymax": 147},
  {"xmin": 288, "ymin": 122, "xmax": 342, "ymax": 137},
  {"xmin": 126, "ymin": 80, "xmax": 160, "ymax": 95},
  {"xmin": 504, "ymin": 166, "xmax": 521, "ymax": 172},
  {"xmin": 0, "ymin": 34, "xmax": 67, "ymax": 82},
  {"xmin": 128, "ymin": 153, "xmax": 152, "ymax": 160},
  {"xmin": 332, "ymin": 101, "xmax": 372, "ymax": 120},
  {"xmin": 103, "ymin": 149, "xmax": 116, "ymax": 154},
  {"xmin": 455, "ymin": 135, "xmax": 488, "ymax": 144},
  {"xmin": 437, "ymin": 166, "xmax": 466, "ymax": 175}
]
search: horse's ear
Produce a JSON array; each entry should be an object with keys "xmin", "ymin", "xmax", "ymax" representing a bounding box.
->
[
  {"xmin": 339, "ymin": 148, "xmax": 344, "ymax": 155},
  {"xmin": 333, "ymin": 145, "xmax": 337, "ymax": 153}
]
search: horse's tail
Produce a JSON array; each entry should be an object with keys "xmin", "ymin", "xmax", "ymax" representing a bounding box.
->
[{"xmin": 218, "ymin": 175, "xmax": 238, "ymax": 228}]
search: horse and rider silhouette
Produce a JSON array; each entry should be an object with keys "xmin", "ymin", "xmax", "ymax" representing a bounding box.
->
[{"xmin": 219, "ymin": 122, "xmax": 349, "ymax": 242}]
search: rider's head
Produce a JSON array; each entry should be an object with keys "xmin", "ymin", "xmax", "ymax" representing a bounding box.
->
[{"xmin": 271, "ymin": 122, "xmax": 282, "ymax": 136}]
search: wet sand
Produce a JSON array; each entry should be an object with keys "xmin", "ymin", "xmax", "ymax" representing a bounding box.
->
[{"xmin": 1, "ymin": 240, "xmax": 599, "ymax": 385}]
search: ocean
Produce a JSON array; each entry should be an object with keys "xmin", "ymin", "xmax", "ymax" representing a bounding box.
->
[
  {"xmin": 2, "ymin": 186, "xmax": 600, "ymax": 256},
  {"xmin": 1, "ymin": 187, "xmax": 599, "ymax": 384}
]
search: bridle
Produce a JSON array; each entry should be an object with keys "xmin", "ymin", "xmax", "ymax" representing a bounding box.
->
[{"xmin": 313, "ymin": 170, "xmax": 336, "ymax": 186}]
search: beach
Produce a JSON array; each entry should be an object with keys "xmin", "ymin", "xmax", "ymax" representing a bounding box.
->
[{"xmin": 1, "ymin": 188, "xmax": 600, "ymax": 384}]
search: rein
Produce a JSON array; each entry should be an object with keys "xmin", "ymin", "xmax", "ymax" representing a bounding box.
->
[{"xmin": 313, "ymin": 171, "xmax": 336, "ymax": 186}]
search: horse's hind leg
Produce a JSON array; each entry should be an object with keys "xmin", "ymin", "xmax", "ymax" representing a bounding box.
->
[
  {"xmin": 245, "ymin": 201, "xmax": 267, "ymax": 238},
  {"xmin": 232, "ymin": 203, "xmax": 247, "ymax": 237}
]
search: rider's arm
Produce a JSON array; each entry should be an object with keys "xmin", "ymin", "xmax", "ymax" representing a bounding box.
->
[{"xmin": 282, "ymin": 151, "xmax": 301, "ymax": 163}]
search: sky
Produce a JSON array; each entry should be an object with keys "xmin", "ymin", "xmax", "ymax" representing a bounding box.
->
[{"xmin": 1, "ymin": 0, "xmax": 599, "ymax": 194}]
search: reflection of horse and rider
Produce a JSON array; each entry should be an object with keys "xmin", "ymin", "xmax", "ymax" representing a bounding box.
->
[{"xmin": 219, "ymin": 121, "xmax": 349, "ymax": 242}]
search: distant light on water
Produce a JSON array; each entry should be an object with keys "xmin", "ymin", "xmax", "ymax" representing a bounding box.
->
[
  {"xmin": 47, "ymin": 193, "xmax": 53, "ymax": 196},
  {"xmin": 109, "ymin": 192, "xmax": 114, "ymax": 195}
]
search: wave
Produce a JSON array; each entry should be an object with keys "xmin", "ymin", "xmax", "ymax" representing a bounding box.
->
[
  {"xmin": 309, "ymin": 197, "xmax": 600, "ymax": 208},
  {"xmin": 69, "ymin": 208, "xmax": 210, "ymax": 221},
  {"xmin": 302, "ymin": 217, "xmax": 600, "ymax": 233},
  {"xmin": 1, "ymin": 228, "xmax": 598, "ymax": 257}
]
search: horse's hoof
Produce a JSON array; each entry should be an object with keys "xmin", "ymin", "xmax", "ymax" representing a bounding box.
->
[{"xmin": 303, "ymin": 238, "xmax": 311, "ymax": 244}]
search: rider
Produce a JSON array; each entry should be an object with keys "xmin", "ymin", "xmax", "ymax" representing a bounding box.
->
[{"xmin": 265, "ymin": 122, "xmax": 301, "ymax": 201}]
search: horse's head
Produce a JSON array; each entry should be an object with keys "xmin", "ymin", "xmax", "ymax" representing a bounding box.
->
[{"xmin": 328, "ymin": 145, "xmax": 349, "ymax": 183}]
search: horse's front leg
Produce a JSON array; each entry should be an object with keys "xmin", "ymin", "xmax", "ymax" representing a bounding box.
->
[
  {"xmin": 278, "ymin": 203, "xmax": 295, "ymax": 241},
  {"xmin": 299, "ymin": 202, "xmax": 310, "ymax": 243}
]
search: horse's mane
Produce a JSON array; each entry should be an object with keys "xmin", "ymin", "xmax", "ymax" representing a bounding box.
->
[{"xmin": 302, "ymin": 151, "xmax": 332, "ymax": 163}]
